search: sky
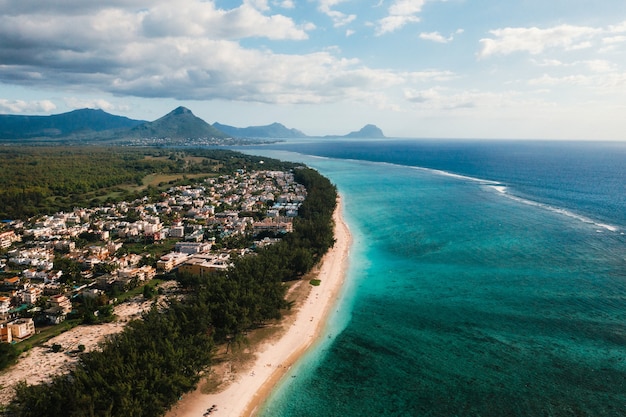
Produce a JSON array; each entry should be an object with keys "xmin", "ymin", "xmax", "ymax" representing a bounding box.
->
[{"xmin": 1, "ymin": 0, "xmax": 626, "ymax": 140}]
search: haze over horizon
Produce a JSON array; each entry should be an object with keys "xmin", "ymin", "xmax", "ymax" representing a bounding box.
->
[{"xmin": 1, "ymin": 1, "xmax": 626, "ymax": 140}]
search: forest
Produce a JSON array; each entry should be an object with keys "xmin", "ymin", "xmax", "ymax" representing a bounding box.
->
[{"xmin": 4, "ymin": 148, "xmax": 337, "ymax": 417}]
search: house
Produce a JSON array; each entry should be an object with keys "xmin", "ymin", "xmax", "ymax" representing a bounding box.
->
[
  {"xmin": 49, "ymin": 294, "xmax": 72, "ymax": 314},
  {"xmin": 174, "ymin": 241, "xmax": 212, "ymax": 254},
  {"xmin": 8, "ymin": 318, "xmax": 35, "ymax": 340},
  {"xmin": 0, "ymin": 325, "xmax": 11, "ymax": 343},
  {"xmin": 117, "ymin": 265, "xmax": 156, "ymax": 282},
  {"xmin": 0, "ymin": 230, "xmax": 19, "ymax": 249},
  {"xmin": 21, "ymin": 286, "xmax": 42, "ymax": 305},
  {"xmin": 0, "ymin": 296, "xmax": 11, "ymax": 316},
  {"xmin": 169, "ymin": 225, "xmax": 185, "ymax": 238},
  {"xmin": 3, "ymin": 276, "xmax": 21, "ymax": 290}
]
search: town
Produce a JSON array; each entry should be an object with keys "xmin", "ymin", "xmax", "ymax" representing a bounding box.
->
[{"xmin": 0, "ymin": 169, "xmax": 307, "ymax": 344}]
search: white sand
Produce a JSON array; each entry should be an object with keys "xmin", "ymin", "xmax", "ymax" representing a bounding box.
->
[
  {"xmin": 0, "ymin": 298, "xmax": 153, "ymax": 404},
  {"xmin": 166, "ymin": 198, "xmax": 352, "ymax": 417}
]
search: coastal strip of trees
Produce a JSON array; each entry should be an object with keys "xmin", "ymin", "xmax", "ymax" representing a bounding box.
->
[{"xmin": 6, "ymin": 165, "xmax": 337, "ymax": 417}]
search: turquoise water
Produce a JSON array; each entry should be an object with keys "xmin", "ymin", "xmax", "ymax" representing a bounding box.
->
[{"xmin": 236, "ymin": 141, "xmax": 626, "ymax": 416}]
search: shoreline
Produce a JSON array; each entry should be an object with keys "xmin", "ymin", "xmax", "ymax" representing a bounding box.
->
[{"xmin": 166, "ymin": 196, "xmax": 352, "ymax": 417}]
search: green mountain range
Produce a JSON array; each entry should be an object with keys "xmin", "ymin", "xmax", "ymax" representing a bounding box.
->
[
  {"xmin": 126, "ymin": 106, "xmax": 228, "ymax": 140},
  {"xmin": 0, "ymin": 108, "xmax": 144, "ymax": 140},
  {"xmin": 213, "ymin": 121, "xmax": 307, "ymax": 138},
  {"xmin": 0, "ymin": 107, "xmax": 385, "ymax": 143}
]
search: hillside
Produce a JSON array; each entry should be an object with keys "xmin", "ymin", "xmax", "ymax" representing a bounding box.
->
[
  {"xmin": 125, "ymin": 106, "xmax": 228, "ymax": 140},
  {"xmin": 344, "ymin": 124, "xmax": 385, "ymax": 138},
  {"xmin": 0, "ymin": 108, "xmax": 144, "ymax": 140},
  {"xmin": 213, "ymin": 121, "xmax": 307, "ymax": 138},
  {"xmin": 0, "ymin": 106, "xmax": 384, "ymax": 142}
]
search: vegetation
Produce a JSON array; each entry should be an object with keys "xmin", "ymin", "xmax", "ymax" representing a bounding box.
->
[
  {"xmin": 6, "ymin": 156, "xmax": 337, "ymax": 417},
  {"xmin": 0, "ymin": 343, "xmax": 20, "ymax": 370},
  {"xmin": 0, "ymin": 146, "xmax": 294, "ymax": 220}
]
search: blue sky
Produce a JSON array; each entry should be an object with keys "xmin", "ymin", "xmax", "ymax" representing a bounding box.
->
[{"xmin": 1, "ymin": 0, "xmax": 626, "ymax": 139}]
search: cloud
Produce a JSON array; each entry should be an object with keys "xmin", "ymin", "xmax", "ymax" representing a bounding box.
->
[
  {"xmin": 528, "ymin": 72, "xmax": 626, "ymax": 90},
  {"xmin": 317, "ymin": 0, "xmax": 356, "ymax": 27},
  {"xmin": 0, "ymin": 1, "xmax": 366, "ymax": 104},
  {"xmin": 0, "ymin": 0, "xmax": 457, "ymax": 108},
  {"xmin": 419, "ymin": 32, "xmax": 448, "ymax": 43},
  {"xmin": 404, "ymin": 87, "xmax": 530, "ymax": 110},
  {"xmin": 419, "ymin": 29, "xmax": 462, "ymax": 43},
  {"xmin": 63, "ymin": 98, "xmax": 128, "ymax": 113},
  {"xmin": 528, "ymin": 74, "xmax": 592, "ymax": 87},
  {"xmin": 141, "ymin": 1, "xmax": 309, "ymax": 40},
  {"xmin": 582, "ymin": 59, "xmax": 617, "ymax": 73},
  {"xmin": 375, "ymin": 0, "xmax": 426, "ymax": 36},
  {"xmin": 0, "ymin": 99, "xmax": 57, "ymax": 113},
  {"xmin": 404, "ymin": 88, "xmax": 477, "ymax": 109},
  {"xmin": 478, "ymin": 24, "xmax": 602, "ymax": 58},
  {"xmin": 275, "ymin": 0, "xmax": 294, "ymax": 8}
]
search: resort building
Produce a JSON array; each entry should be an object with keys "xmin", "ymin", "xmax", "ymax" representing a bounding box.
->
[
  {"xmin": 8, "ymin": 318, "xmax": 35, "ymax": 340},
  {"xmin": 178, "ymin": 253, "xmax": 231, "ymax": 277},
  {"xmin": 156, "ymin": 252, "xmax": 189, "ymax": 272},
  {"xmin": 252, "ymin": 219, "xmax": 293, "ymax": 235}
]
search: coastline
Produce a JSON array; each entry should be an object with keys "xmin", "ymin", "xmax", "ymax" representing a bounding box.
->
[{"xmin": 166, "ymin": 196, "xmax": 352, "ymax": 417}]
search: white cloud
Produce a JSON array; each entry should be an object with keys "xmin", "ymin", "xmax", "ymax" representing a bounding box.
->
[
  {"xmin": 419, "ymin": 31, "xmax": 448, "ymax": 43},
  {"xmin": 275, "ymin": 0, "xmax": 294, "ymax": 8},
  {"xmin": 63, "ymin": 97, "xmax": 127, "ymax": 112},
  {"xmin": 532, "ymin": 59, "xmax": 565, "ymax": 67},
  {"xmin": 0, "ymin": 1, "xmax": 360, "ymax": 104},
  {"xmin": 317, "ymin": 0, "xmax": 356, "ymax": 27},
  {"xmin": 141, "ymin": 1, "xmax": 309, "ymax": 40},
  {"xmin": 404, "ymin": 87, "xmax": 532, "ymax": 111},
  {"xmin": 245, "ymin": 0, "xmax": 270, "ymax": 12},
  {"xmin": 528, "ymin": 74, "xmax": 592, "ymax": 87},
  {"xmin": 419, "ymin": 29, "xmax": 462, "ymax": 44},
  {"xmin": 582, "ymin": 59, "xmax": 616, "ymax": 73},
  {"xmin": 375, "ymin": 0, "xmax": 426, "ymax": 36},
  {"xmin": 0, "ymin": 0, "xmax": 461, "ymax": 107},
  {"xmin": 531, "ymin": 58, "xmax": 616, "ymax": 73},
  {"xmin": 0, "ymin": 99, "xmax": 57, "ymax": 113},
  {"xmin": 478, "ymin": 24, "xmax": 602, "ymax": 58}
]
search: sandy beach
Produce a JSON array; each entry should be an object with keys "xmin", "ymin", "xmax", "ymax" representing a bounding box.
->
[
  {"xmin": 0, "ymin": 198, "xmax": 351, "ymax": 415},
  {"xmin": 166, "ymin": 197, "xmax": 352, "ymax": 417}
]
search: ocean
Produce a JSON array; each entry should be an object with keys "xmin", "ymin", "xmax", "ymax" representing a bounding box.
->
[{"xmin": 234, "ymin": 139, "xmax": 626, "ymax": 416}]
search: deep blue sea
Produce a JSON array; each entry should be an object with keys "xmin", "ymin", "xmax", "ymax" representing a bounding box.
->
[{"xmin": 235, "ymin": 139, "xmax": 626, "ymax": 417}]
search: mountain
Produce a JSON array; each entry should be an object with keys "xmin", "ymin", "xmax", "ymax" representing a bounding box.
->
[
  {"xmin": 344, "ymin": 124, "xmax": 385, "ymax": 138},
  {"xmin": 125, "ymin": 106, "xmax": 228, "ymax": 139},
  {"xmin": 0, "ymin": 108, "xmax": 144, "ymax": 140},
  {"xmin": 0, "ymin": 106, "xmax": 383, "ymax": 143},
  {"xmin": 213, "ymin": 122, "xmax": 307, "ymax": 138}
]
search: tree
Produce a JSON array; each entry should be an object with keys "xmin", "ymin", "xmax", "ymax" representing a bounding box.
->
[
  {"xmin": 0, "ymin": 342, "xmax": 20, "ymax": 371},
  {"xmin": 143, "ymin": 284, "xmax": 156, "ymax": 300}
]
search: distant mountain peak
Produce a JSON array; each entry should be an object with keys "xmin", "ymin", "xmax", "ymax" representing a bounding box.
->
[
  {"xmin": 170, "ymin": 106, "xmax": 193, "ymax": 116},
  {"xmin": 345, "ymin": 124, "xmax": 385, "ymax": 138},
  {"xmin": 0, "ymin": 108, "xmax": 144, "ymax": 141},
  {"xmin": 212, "ymin": 121, "xmax": 307, "ymax": 138},
  {"xmin": 128, "ymin": 107, "xmax": 227, "ymax": 139}
]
